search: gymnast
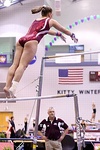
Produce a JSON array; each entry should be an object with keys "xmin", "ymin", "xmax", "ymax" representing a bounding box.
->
[
  {"xmin": 90, "ymin": 102, "xmax": 96, "ymax": 122},
  {"xmin": 4, "ymin": 5, "xmax": 78, "ymax": 98}
]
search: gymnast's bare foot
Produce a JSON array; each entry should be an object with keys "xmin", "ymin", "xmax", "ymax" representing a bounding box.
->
[
  {"xmin": 3, "ymin": 87, "xmax": 11, "ymax": 98},
  {"xmin": 3, "ymin": 87, "xmax": 16, "ymax": 98}
]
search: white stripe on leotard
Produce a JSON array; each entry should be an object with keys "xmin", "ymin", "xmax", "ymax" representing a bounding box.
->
[
  {"xmin": 36, "ymin": 30, "xmax": 49, "ymax": 38},
  {"xmin": 40, "ymin": 18, "xmax": 50, "ymax": 31}
]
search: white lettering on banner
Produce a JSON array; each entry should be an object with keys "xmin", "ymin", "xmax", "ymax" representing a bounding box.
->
[
  {"xmin": 55, "ymin": 53, "xmax": 81, "ymax": 63},
  {"xmin": 74, "ymin": 131, "xmax": 100, "ymax": 141},
  {"xmin": 57, "ymin": 89, "xmax": 100, "ymax": 94}
]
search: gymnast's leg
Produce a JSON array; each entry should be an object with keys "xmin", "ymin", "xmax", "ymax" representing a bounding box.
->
[
  {"xmin": 4, "ymin": 42, "xmax": 24, "ymax": 98},
  {"xmin": 9, "ymin": 40, "xmax": 38, "ymax": 97}
]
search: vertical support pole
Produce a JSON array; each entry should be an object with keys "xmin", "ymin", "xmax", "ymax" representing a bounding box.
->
[
  {"xmin": 74, "ymin": 95, "xmax": 83, "ymax": 150},
  {"xmin": 34, "ymin": 58, "xmax": 44, "ymax": 138}
]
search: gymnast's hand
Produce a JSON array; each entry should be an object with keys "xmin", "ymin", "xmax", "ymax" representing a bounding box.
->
[
  {"xmin": 71, "ymin": 33, "xmax": 78, "ymax": 43},
  {"xmin": 60, "ymin": 34, "xmax": 66, "ymax": 43}
]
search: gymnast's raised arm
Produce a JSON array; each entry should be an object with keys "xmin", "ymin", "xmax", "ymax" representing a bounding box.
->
[{"xmin": 48, "ymin": 19, "xmax": 78, "ymax": 43}]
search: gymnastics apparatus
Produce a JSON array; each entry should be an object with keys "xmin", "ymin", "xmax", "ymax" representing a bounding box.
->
[{"xmin": 0, "ymin": 50, "xmax": 100, "ymax": 150}]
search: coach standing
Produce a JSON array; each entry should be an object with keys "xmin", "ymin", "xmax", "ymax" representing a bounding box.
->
[{"xmin": 38, "ymin": 107, "xmax": 68, "ymax": 150}]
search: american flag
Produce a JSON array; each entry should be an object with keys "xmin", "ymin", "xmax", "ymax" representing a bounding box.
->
[{"xmin": 58, "ymin": 68, "xmax": 83, "ymax": 84}]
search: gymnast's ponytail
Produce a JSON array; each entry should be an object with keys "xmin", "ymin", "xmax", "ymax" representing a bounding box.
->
[
  {"xmin": 31, "ymin": 6, "xmax": 43, "ymax": 14},
  {"xmin": 31, "ymin": 5, "xmax": 52, "ymax": 16}
]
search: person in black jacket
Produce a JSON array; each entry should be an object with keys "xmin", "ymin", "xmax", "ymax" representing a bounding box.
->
[
  {"xmin": 10, "ymin": 116, "xmax": 16, "ymax": 138},
  {"xmin": 38, "ymin": 107, "xmax": 69, "ymax": 150},
  {"xmin": 24, "ymin": 117, "xmax": 28, "ymax": 134}
]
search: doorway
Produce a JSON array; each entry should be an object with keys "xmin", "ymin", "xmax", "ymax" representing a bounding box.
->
[{"xmin": 0, "ymin": 111, "xmax": 13, "ymax": 132}]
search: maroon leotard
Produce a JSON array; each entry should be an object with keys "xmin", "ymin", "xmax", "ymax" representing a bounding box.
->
[{"xmin": 19, "ymin": 18, "xmax": 50, "ymax": 47}]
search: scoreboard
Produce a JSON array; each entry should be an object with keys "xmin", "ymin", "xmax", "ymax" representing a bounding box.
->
[{"xmin": 89, "ymin": 71, "xmax": 100, "ymax": 82}]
